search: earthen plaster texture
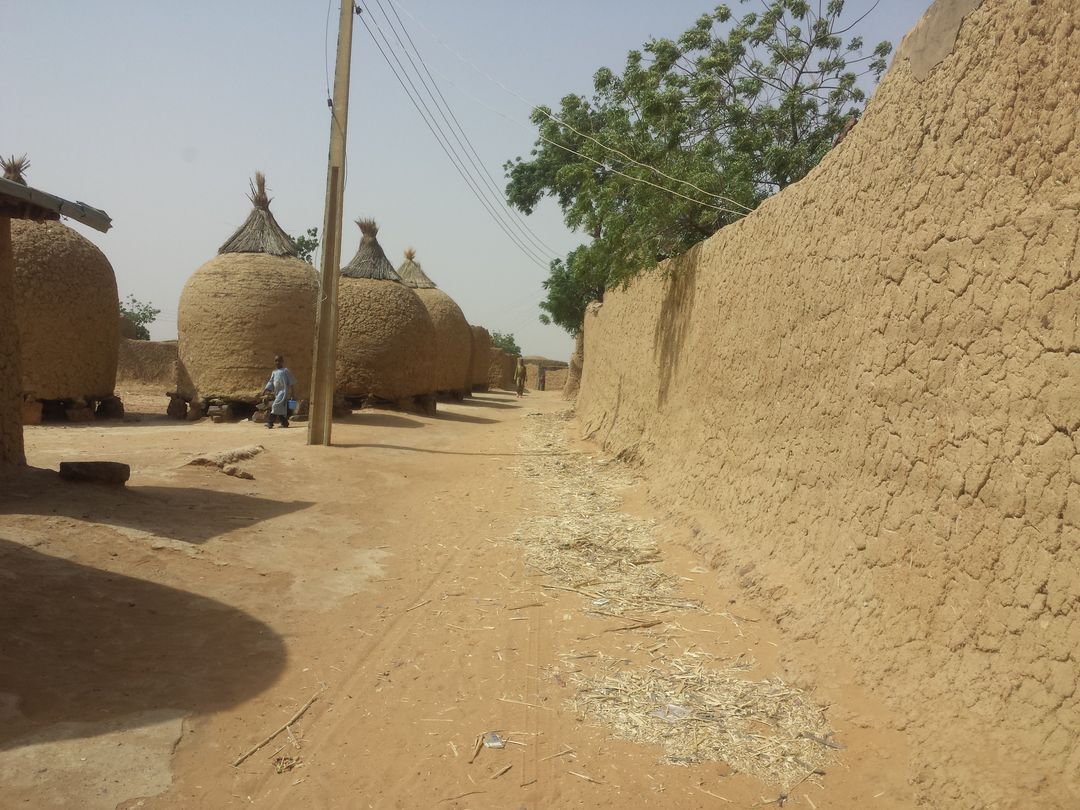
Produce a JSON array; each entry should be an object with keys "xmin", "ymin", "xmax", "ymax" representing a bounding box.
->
[
  {"xmin": 116, "ymin": 339, "xmax": 179, "ymax": 389},
  {"xmin": 468, "ymin": 326, "xmax": 492, "ymax": 389},
  {"xmin": 577, "ymin": 1, "xmax": 1080, "ymax": 807},
  {"xmin": 564, "ymin": 331, "xmax": 584, "ymax": 399},
  {"xmin": 335, "ymin": 278, "xmax": 437, "ymax": 401},
  {"xmin": 487, "ymin": 348, "xmax": 515, "ymax": 390},
  {"xmin": 414, "ymin": 287, "xmax": 472, "ymax": 394},
  {"xmin": 10, "ymin": 220, "xmax": 118, "ymax": 401},
  {"xmin": 0, "ymin": 219, "xmax": 24, "ymax": 464},
  {"xmin": 178, "ymin": 253, "xmax": 317, "ymax": 403}
]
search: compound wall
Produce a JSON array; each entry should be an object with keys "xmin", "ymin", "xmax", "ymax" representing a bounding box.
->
[{"xmin": 578, "ymin": 1, "xmax": 1080, "ymax": 807}]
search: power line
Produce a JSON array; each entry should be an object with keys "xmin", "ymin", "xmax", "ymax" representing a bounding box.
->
[
  {"xmin": 364, "ymin": 3, "xmax": 559, "ymax": 267},
  {"xmin": 360, "ymin": 15, "xmax": 551, "ymax": 270},
  {"xmin": 368, "ymin": 44, "xmax": 744, "ymax": 218},
  {"xmin": 389, "ymin": 0, "xmax": 753, "ymax": 215},
  {"xmin": 359, "ymin": 15, "xmax": 553, "ymax": 271},
  {"xmin": 372, "ymin": 0, "xmax": 564, "ymax": 261}
]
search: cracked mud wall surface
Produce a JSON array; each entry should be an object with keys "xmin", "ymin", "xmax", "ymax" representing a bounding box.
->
[
  {"xmin": 11, "ymin": 220, "xmax": 119, "ymax": 401},
  {"xmin": 0, "ymin": 219, "xmax": 24, "ymax": 464},
  {"xmin": 178, "ymin": 253, "xmax": 318, "ymax": 403},
  {"xmin": 577, "ymin": 1, "xmax": 1080, "ymax": 807}
]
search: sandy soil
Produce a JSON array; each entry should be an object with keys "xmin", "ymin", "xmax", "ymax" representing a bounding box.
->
[{"xmin": 0, "ymin": 388, "xmax": 913, "ymax": 808}]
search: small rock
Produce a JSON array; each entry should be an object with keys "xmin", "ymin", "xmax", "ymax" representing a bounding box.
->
[
  {"xmin": 58, "ymin": 461, "xmax": 130, "ymax": 485},
  {"xmin": 221, "ymin": 464, "xmax": 254, "ymax": 480}
]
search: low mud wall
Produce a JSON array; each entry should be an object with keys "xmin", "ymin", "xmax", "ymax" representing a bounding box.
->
[
  {"xmin": 544, "ymin": 368, "xmax": 567, "ymax": 390},
  {"xmin": 577, "ymin": 1, "xmax": 1080, "ymax": 807},
  {"xmin": 487, "ymin": 347, "xmax": 515, "ymax": 390},
  {"xmin": 525, "ymin": 358, "xmax": 569, "ymax": 391},
  {"xmin": 116, "ymin": 339, "xmax": 179, "ymax": 389}
]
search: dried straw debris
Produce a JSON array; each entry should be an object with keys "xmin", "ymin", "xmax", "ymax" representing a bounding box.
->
[
  {"xmin": 568, "ymin": 653, "xmax": 835, "ymax": 789},
  {"xmin": 218, "ymin": 172, "xmax": 299, "ymax": 257},
  {"xmin": 511, "ymin": 412, "xmax": 698, "ymax": 616},
  {"xmin": 511, "ymin": 411, "xmax": 839, "ymax": 792}
]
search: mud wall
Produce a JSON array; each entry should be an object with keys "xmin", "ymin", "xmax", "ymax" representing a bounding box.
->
[
  {"xmin": 469, "ymin": 326, "xmax": 492, "ymax": 390},
  {"xmin": 577, "ymin": 2, "xmax": 1080, "ymax": 807},
  {"xmin": 487, "ymin": 348, "xmax": 515, "ymax": 390},
  {"xmin": 563, "ymin": 331, "xmax": 584, "ymax": 400},
  {"xmin": 0, "ymin": 219, "xmax": 24, "ymax": 465},
  {"xmin": 116, "ymin": 339, "xmax": 179, "ymax": 389}
]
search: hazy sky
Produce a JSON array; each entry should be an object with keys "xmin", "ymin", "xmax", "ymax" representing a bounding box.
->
[{"xmin": 4, "ymin": 0, "xmax": 931, "ymax": 359}]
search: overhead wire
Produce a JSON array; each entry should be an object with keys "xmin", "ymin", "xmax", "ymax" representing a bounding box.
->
[
  {"xmin": 372, "ymin": 0, "xmax": 564, "ymax": 260},
  {"xmin": 368, "ymin": 43, "xmax": 745, "ymax": 218},
  {"xmin": 367, "ymin": 2, "xmax": 558, "ymax": 265},
  {"xmin": 359, "ymin": 13, "xmax": 553, "ymax": 271},
  {"xmin": 388, "ymin": 0, "xmax": 753, "ymax": 215}
]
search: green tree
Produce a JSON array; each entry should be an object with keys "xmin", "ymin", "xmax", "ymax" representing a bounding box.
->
[
  {"xmin": 538, "ymin": 247, "xmax": 609, "ymax": 335},
  {"xmin": 119, "ymin": 295, "xmax": 160, "ymax": 340},
  {"xmin": 490, "ymin": 331, "xmax": 522, "ymax": 355},
  {"xmin": 506, "ymin": 0, "xmax": 891, "ymax": 333},
  {"xmin": 292, "ymin": 227, "xmax": 319, "ymax": 264}
]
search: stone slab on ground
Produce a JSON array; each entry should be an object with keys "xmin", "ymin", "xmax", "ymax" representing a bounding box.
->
[{"xmin": 58, "ymin": 460, "xmax": 130, "ymax": 485}]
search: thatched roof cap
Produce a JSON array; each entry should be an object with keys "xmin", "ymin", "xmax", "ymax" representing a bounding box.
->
[
  {"xmin": 397, "ymin": 247, "xmax": 437, "ymax": 289},
  {"xmin": 341, "ymin": 219, "xmax": 401, "ymax": 281},
  {"xmin": 218, "ymin": 172, "xmax": 298, "ymax": 257},
  {"xmin": 2, "ymin": 155, "xmax": 29, "ymax": 186}
]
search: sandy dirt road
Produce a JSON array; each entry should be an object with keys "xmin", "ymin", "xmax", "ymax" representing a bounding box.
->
[{"xmin": 0, "ymin": 388, "xmax": 912, "ymax": 808}]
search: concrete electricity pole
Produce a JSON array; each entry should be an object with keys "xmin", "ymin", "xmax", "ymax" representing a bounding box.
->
[{"xmin": 308, "ymin": 1, "xmax": 358, "ymax": 446}]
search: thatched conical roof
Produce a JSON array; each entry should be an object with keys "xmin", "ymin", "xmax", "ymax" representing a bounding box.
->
[
  {"xmin": 397, "ymin": 248, "xmax": 437, "ymax": 289},
  {"xmin": 341, "ymin": 219, "xmax": 401, "ymax": 281},
  {"xmin": 179, "ymin": 173, "xmax": 318, "ymax": 404},
  {"xmin": 1, "ymin": 155, "xmax": 29, "ymax": 185},
  {"xmin": 218, "ymin": 172, "xmax": 298, "ymax": 256}
]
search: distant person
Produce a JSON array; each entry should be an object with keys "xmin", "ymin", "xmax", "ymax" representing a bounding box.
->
[
  {"xmin": 263, "ymin": 354, "xmax": 297, "ymax": 429},
  {"xmin": 514, "ymin": 358, "xmax": 527, "ymax": 398},
  {"xmin": 538, "ymin": 366, "xmax": 546, "ymax": 391}
]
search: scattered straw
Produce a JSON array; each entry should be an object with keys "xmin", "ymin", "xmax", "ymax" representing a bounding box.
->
[
  {"xmin": 569, "ymin": 652, "xmax": 835, "ymax": 790},
  {"xmin": 510, "ymin": 412, "xmax": 839, "ymax": 793},
  {"xmin": 511, "ymin": 413, "xmax": 698, "ymax": 616}
]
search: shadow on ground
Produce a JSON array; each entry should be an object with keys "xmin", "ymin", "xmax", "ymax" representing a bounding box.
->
[
  {"xmin": 458, "ymin": 396, "xmax": 519, "ymax": 410},
  {"xmin": 1, "ymin": 468, "xmax": 314, "ymax": 544},
  {"xmin": 330, "ymin": 442, "xmax": 580, "ymax": 458},
  {"xmin": 338, "ymin": 412, "xmax": 427, "ymax": 429},
  {"xmin": 434, "ymin": 410, "xmax": 497, "ymax": 425},
  {"xmin": 0, "ymin": 537, "xmax": 286, "ymax": 751}
]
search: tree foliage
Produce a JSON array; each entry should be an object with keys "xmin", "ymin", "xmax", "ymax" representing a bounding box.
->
[
  {"xmin": 119, "ymin": 294, "xmax": 160, "ymax": 341},
  {"xmin": 292, "ymin": 227, "xmax": 319, "ymax": 264},
  {"xmin": 490, "ymin": 331, "xmax": 522, "ymax": 355},
  {"xmin": 538, "ymin": 247, "xmax": 608, "ymax": 335},
  {"xmin": 506, "ymin": 0, "xmax": 892, "ymax": 334}
]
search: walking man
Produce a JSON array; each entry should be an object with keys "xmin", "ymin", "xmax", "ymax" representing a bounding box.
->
[
  {"xmin": 514, "ymin": 358, "xmax": 527, "ymax": 398},
  {"xmin": 264, "ymin": 354, "xmax": 297, "ymax": 428}
]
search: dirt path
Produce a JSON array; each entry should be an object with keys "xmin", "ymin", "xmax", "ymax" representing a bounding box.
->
[{"xmin": 0, "ymin": 389, "xmax": 914, "ymax": 808}]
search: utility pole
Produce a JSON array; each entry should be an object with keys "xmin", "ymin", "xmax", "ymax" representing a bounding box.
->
[{"xmin": 308, "ymin": 1, "xmax": 357, "ymax": 446}]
